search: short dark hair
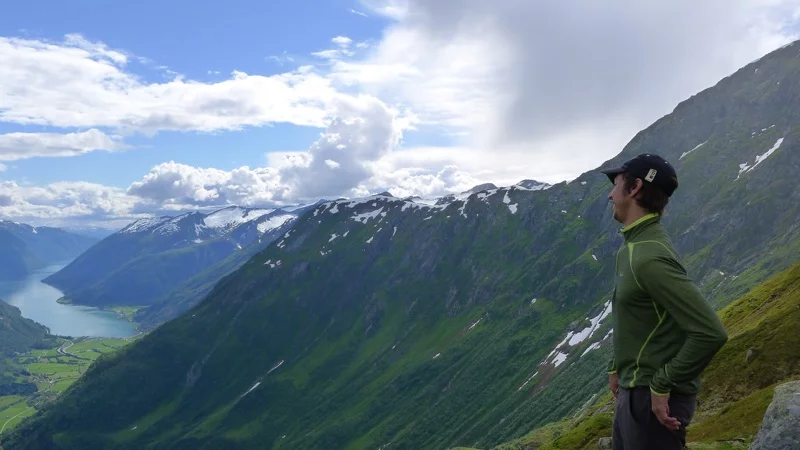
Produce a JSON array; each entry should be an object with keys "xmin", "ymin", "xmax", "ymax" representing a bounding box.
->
[{"xmin": 622, "ymin": 172, "xmax": 670, "ymax": 215}]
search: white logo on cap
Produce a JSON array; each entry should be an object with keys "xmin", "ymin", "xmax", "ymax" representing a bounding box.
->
[{"xmin": 645, "ymin": 169, "xmax": 657, "ymax": 182}]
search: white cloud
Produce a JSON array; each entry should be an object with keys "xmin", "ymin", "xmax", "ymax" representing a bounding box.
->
[
  {"xmin": 0, "ymin": 163, "xmax": 6, "ymax": 172},
  {"xmin": 128, "ymin": 96, "xmax": 406, "ymax": 205},
  {"xmin": 358, "ymin": 0, "xmax": 408, "ymax": 19},
  {"xmin": 0, "ymin": 34, "xmax": 347, "ymax": 133},
  {"xmin": 126, "ymin": 161, "xmax": 286, "ymax": 208},
  {"xmin": 332, "ymin": 36, "xmax": 353, "ymax": 47},
  {"xmin": 0, "ymin": 129, "xmax": 126, "ymax": 161},
  {"xmin": 339, "ymin": 0, "xmax": 800, "ymax": 175},
  {"xmin": 3, "ymin": 1, "xmax": 799, "ymax": 227},
  {"xmin": 350, "ymin": 9, "xmax": 369, "ymax": 18},
  {"xmin": 0, "ymin": 180, "xmax": 141, "ymax": 228},
  {"xmin": 312, "ymin": 36, "xmax": 362, "ymax": 62}
]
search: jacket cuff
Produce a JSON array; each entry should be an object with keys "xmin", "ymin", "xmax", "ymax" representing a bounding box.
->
[
  {"xmin": 650, "ymin": 387, "xmax": 670, "ymax": 397},
  {"xmin": 650, "ymin": 367, "xmax": 674, "ymax": 395}
]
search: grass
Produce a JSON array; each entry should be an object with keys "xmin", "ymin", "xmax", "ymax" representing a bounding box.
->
[
  {"xmin": 0, "ymin": 397, "xmax": 22, "ymax": 409},
  {"xmin": 111, "ymin": 396, "xmax": 182, "ymax": 444},
  {"xmin": 491, "ymin": 263, "xmax": 800, "ymax": 450},
  {"xmin": 24, "ymin": 363, "xmax": 81, "ymax": 375},
  {"xmin": 688, "ymin": 386, "xmax": 775, "ymax": 444},
  {"xmin": 0, "ymin": 337, "xmax": 134, "ymax": 436},
  {"xmin": 106, "ymin": 306, "xmax": 148, "ymax": 322},
  {"xmin": 0, "ymin": 402, "xmax": 36, "ymax": 431}
]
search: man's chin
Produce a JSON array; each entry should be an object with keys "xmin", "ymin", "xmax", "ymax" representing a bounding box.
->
[{"xmin": 612, "ymin": 207, "xmax": 623, "ymax": 223}]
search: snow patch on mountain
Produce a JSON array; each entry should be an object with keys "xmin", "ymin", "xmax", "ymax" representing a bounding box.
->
[
  {"xmin": 120, "ymin": 217, "xmax": 170, "ymax": 234},
  {"xmin": 738, "ymin": 137, "xmax": 784, "ymax": 179},
  {"xmin": 581, "ymin": 341, "xmax": 602, "ymax": 357},
  {"xmin": 515, "ymin": 180, "xmax": 551, "ymax": 191},
  {"xmin": 240, "ymin": 381, "xmax": 261, "ymax": 399},
  {"xmin": 352, "ymin": 207, "xmax": 385, "ymax": 224},
  {"xmin": 204, "ymin": 207, "xmax": 273, "ymax": 230},
  {"xmin": 680, "ymin": 140, "xmax": 708, "ymax": 160},
  {"xmin": 568, "ymin": 300, "xmax": 612, "ymax": 346},
  {"xmin": 517, "ymin": 371, "xmax": 539, "ymax": 392},
  {"xmin": 551, "ymin": 351, "xmax": 568, "ymax": 367},
  {"xmin": 256, "ymin": 214, "xmax": 295, "ymax": 233}
]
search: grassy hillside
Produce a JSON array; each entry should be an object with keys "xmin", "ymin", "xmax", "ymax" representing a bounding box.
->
[
  {"xmin": 492, "ymin": 262, "xmax": 800, "ymax": 450},
  {"xmin": 0, "ymin": 300, "xmax": 52, "ymax": 356}
]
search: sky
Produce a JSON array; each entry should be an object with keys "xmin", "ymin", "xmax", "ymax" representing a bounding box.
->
[{"xmin": 1, "ymin": 0, "xmax": 799, "ymax": 229}]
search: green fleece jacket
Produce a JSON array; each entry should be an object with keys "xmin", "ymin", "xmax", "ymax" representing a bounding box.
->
[{"xmin": 607, "ymin": 213, "xmax": 728, "ymax": 396}]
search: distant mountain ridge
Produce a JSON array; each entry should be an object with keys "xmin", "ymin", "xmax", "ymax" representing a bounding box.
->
[
  {"xmin": 42, "ymin": 203, "xmax": 320, "ymax": 324},
  {"xmin": 0, "ymin": 221, "xmax": 98, "ymax": 281}
]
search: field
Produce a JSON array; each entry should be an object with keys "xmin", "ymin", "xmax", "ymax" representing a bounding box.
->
[
  {"xmin": 107, "ymin": 306, "xmax": 147, "ymax": 322},
  {"xmin": 0, "ymin": 336, "xmax": 138, "ymax": 436}
]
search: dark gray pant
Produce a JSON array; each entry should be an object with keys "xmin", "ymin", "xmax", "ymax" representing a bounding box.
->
[{"xmin": 612, "ymin": 387, "xmax": 697, "ymax": 450}]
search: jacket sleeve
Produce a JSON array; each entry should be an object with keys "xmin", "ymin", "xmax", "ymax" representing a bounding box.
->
[
  {"xmin": 637, "ymin": 251, "xmax": 728, "ymax": 395},
  {"xmin": 607, "ymin": 357, "xmax": 617, "ymax": 374}
]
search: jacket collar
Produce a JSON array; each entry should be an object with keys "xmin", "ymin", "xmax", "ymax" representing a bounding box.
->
[{"xmin": 621, "ymin": 213, "xmax": 660, "ymax": 242}]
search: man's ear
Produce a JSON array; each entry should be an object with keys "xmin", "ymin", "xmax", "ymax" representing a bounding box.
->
[{"xmin": 628, "ymin": 178, "xmax": 643, "ymax": 198}]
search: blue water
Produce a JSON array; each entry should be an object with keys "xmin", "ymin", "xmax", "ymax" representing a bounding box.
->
[{"xmin": 0, "ymin": 263, "xmax": 138, "ymax": 338}]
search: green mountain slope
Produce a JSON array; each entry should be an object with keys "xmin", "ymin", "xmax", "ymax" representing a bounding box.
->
[
  {"xmin": 4, "ymin": 40, "xmax": 800, "ymax": 450},
  {"xmin": 0, "ymin": 300, "xmax": 51, "ymax": 356},
  {"xmin": 134, "ymin": 235, "xmax": 281, "ymax": 329},
  {"xmin": 492, "ymin": 262, "xmax": 800, "ymax": 450},
  {"xmin": 56, "ymin": 238, "xmax": 242, "ymax": 307},
  {"xmin": 0, "ymin": 300, "xmax": 53, "ymax": 396}
]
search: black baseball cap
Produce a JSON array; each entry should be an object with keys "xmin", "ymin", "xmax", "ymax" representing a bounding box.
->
[{"xmin": 600, "ymin": 153, "xmax": 679, "ymax": 197}]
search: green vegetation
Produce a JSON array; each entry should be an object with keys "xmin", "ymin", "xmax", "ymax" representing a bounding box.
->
[
  {"xmin": 494, "ymin": 262, "xmax": 800, "ymax": 450},
  {"xmin": 0, "ymin": 337, "xmax": 135, "ymax": 436},
  {"xmin": 107, "ymin": 306, "xmax": 147, "ymax": 322}
]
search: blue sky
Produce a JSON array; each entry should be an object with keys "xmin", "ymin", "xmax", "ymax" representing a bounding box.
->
[
  {"xmin": 1, "ymin": 0, "xmax": 797, "ymax": 228},
  {"xmin": 0, "ymin": 0, "xmax": 388, "ymax": 186}
]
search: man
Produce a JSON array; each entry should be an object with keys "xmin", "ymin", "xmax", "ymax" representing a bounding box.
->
[{"xmin": 600, "ymin": 153, "xmax": 728, "ymax": 449}]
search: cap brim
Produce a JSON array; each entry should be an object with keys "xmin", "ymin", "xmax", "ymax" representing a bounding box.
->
[{"xmin": 599, "ymin": 166, "xmax": 625, "ymax": 184}]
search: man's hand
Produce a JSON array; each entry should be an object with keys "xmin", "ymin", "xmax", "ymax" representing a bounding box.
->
[
  {"xmin": 651, "ymin": 392, "xmax": 681, "ymax": 430},
  {"xmin": 609, "ymin": 373, "xmax": 619, "ymax": 400}
]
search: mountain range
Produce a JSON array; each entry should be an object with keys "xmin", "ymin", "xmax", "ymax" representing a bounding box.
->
[
  {"xmin": 0, "ymin": 221, "xmax": 97, "ymax": 282},
  {"xmin": 42, "ymin": 204, "xmax": 321, "ymax": 326},
  {"xmin": 3, "ymin": 40, "xmax": 800, "ymax": 450}
]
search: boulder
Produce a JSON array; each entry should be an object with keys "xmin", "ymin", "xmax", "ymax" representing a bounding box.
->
[{"xmin": 749, "ymin": 380, "xmax": 800, "ymax": 450}]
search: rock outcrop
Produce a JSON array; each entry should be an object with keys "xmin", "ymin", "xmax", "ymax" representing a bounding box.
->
[{"xmin": 749, "ymin": 381, "xmax": 800, "ymax": 450}]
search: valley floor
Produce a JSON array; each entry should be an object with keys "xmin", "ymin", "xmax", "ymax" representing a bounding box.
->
[{"xmin": 0, "ymin": 336, "xmax": 136, "ymax": 435}]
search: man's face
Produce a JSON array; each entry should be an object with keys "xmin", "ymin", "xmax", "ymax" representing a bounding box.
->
[{"xmin": 608, "ymin": 173, "xmax": 632, "ymax": 223}]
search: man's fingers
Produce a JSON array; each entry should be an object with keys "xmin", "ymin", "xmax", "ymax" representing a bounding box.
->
[
  {"xmin": 656, "ymin": 412, "xmax": 681, "ymax": 430},
  {"xmin": 653, "ymin": 406, "xmax": 681, "ymax": 431}
]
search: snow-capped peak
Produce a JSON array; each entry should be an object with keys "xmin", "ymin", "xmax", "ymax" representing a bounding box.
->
[
  {"xmin": 119, "ymin": 216, "xmax": 172, "ymax": 234},
  {"xmin": 515, "ymin": 179, "xmax": 551, "ymax": 191},
  {"xmin": 203, "ymin": 206, "xmax": 274, "ymax": 230}
]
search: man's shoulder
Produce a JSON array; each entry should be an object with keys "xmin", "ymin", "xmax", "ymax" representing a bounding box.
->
[{"xmin": 630, "ymin": 236, "xmax": 682, "ymax": 273}]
